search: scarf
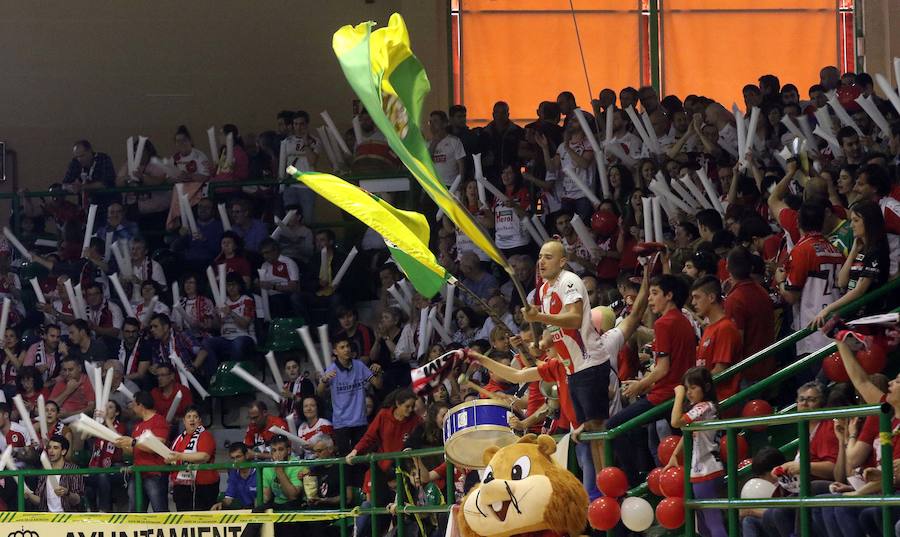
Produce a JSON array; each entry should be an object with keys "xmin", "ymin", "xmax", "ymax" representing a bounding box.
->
[
  {"xmin": 33, "ymin": 341, "xmax": 59, "ymax": 382},
  {"xmin": 118, "ymin": 338, "xmax": 141, "ymax": 375},
  {"xmin": 89, "ymin": 420, "xmax": 120, "ymax": 468},
  {"xmin": 88, "ymin": 301, "xmax": 113, "ymax": 328},
  {"xmin": 172, "ymin": 426, "xmax": 204, "ymax": 485}
]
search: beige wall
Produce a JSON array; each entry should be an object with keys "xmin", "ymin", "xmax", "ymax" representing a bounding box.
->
[
  {"xmin": 863, "ymin": 0, "xmax": 900, "ymax": 96},
  {"xmin": 0, "ymin": 1, "xmax": 449, "ymax": 190}
]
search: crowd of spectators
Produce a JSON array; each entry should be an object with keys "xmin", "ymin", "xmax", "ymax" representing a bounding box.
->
[{"xmin": 0, "ymin": 63, "xmax": 898, "ymax": 537}]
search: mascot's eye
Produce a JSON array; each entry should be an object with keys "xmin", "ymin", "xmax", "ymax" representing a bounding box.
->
[
  {"xmin": 482, "ymin": 465, "xmax": 494, "ymax": 484},
  {"xmin": 511, "ymin": 456, "xmax": 531, "ymax": 480}
]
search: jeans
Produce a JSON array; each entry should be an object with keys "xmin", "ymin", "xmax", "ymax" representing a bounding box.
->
[
  {"xmin": 860, "ymin": 506, "xmax": 900, "ymax": 537},
  {"xmin": 741, "ymin": 516, "xmax": 766, "ymax": 537},
  {"xmin": 128, "ymin": 473, "xmax": 169, "ymax": 512},
  {"xmin": 605, "ymin": 397, "xmax": 655, "ymax": 486},
  {"xmin": 693, "ymin": 478, "xmax": 727, "ymax": 537},
  {"xmin": 574, "ymin": 441, "xmax": 600, "ymax": 500},
  {"xmin": 86, "ymin": 472, "xmax": 119, "ymax": 512},
  {"xmin": 202, "ymin": 335, "xmax": 255, "ymax": 372},
  {"xmin": 812, "ymin": 494, "xmax": 863, "ymax": 537}
]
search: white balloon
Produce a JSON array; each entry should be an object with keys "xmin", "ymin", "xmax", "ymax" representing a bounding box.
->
[
  {"xmin": 741, "ymin": 478, "xmax": 777, "ymax": 499},
  {"xmin": 620, "ymin": 496, "xmax": 654, "ymax": 532}
]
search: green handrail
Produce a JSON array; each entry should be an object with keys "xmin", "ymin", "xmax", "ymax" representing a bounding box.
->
[{"xmin": 682, "ymin": 403, "xmax": 895, "ymax": 537}]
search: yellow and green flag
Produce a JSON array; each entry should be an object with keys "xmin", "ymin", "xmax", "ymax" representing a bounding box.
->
[
  {"xmin": 332, "ymin": 13, "xmax": 509, "ymax": 272},
  {"xmin": 288, "ymin": 168, "xmax": 449, "ymax": 298}
]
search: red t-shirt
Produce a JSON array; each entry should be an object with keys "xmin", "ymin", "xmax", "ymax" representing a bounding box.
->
[
  {"xmin": 725, "ymin": 279, "xmax": 775, "ymax": 381},
  {"xmin": 696, "ymin": 317, "xmax": 742, "ymax": 401},
  {"xmin": 244, "ymin": 415, "xmax": 289, "ymax": 453},
  {"xmin": 354, "ymin": 408, "xmax": 422, "ymax": 472},
  {"xmin": 858, "ymin": 396, "xmax": 900, "ymax": 466},
  {"xmin": 778, "ymin": 208, "xmax": 801, "ymax": 244},
  {"xmin": 537, "ymin": 358, "xmax": 579, "ymax": 428},
  {"xmin": 213, "ymin": 255, "xmax": 253, "ymax": 281},
  {"xmin": 514, "ymin": 354, "xmax": 545, "ymax": 434},
  {"xmin": 648, "ymin": 308, "xmax": 696, "ymax": 405},
  {"xmin": 132, "ymin": 413, "xmax": 171, "ymax": 474},
  {"xmin": 151, "ymin": 384, "xmax": 194, "ymax": 421},
  {"xmin": 808, "ymin": 420, "xmax": 839, "ymax": 464},
  {"xmin": 48, "ymin": 373, "xmax": 95, "ymax": 414},
  {"xmin": 170, "ymin": 428, "xmax": 218, "ymax": 485}
]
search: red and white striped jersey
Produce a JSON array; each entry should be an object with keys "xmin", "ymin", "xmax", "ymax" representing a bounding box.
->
[
  {"xmin": 784, "ymin": 232, "xmax": 844, "ymax": 354},
  {"xmin": 538, "ymin": 270, "xmax": 620, "ymax": 373}
]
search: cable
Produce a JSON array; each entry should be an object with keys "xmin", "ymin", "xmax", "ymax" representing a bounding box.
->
[{"xmin": 568, "ymin": 0, "xmax": 594, "ymax": 102}]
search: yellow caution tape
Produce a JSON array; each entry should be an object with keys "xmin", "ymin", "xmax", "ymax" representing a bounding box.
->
[{"xmin": 0, "ymin": 509, "xmax": 358, "ymax": 524}]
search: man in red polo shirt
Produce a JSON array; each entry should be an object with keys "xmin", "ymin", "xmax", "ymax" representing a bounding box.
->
[
  {"xmin": 690, "ymin": 276, "xmax": 741, "ymax": 401},
  {"xmin": 150, "ymin": 363, "xmax": 193, "ymax": 422},
  {"xmin": 725, "ymin": 247, "xmax": 775, "ymax": 383},
  {"xmin": 613, "ymin": 273, "xmax": 695, "ymax": 478},
  {"xmin": 49, "ymin": 357, "xmax": 95, "ymax": 419},
  {"xmin": 244, "ymin": 400, "xmax": 288, "ymax": 460},
  {"xmin": 115, "ymin": 391, "xmax": 171, "ymax": 512}
]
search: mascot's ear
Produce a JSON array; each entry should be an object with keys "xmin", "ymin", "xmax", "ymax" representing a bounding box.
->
[
  {"xmin": 536, "ymin": 434, "xmax": 557, "ymax": 457},
  {"xmin": 517, "ymin": 433, "xmax": 537, "ymax": 445},
  {"xmin": 482, "ymin": 445, "xmax": 501, "ymax": 466}
]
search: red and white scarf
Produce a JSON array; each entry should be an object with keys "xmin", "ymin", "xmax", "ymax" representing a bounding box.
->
[{"xmin": 172, "ymin": 426, "xmax": 204, "ymax": 485}]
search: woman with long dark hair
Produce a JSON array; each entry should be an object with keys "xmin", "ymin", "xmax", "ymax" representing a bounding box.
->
[
  {"xmin": 814, "ymin": 200, "xmax": 890, "ymax": 326},
  {"xmin": 211, "ymin": 124, "xmax": 249, "ymax": 184},
  {"xmin": 347, "ymin": 388, "xmax": 422, "ymax": 537}
]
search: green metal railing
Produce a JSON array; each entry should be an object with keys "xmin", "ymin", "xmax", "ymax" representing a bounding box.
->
[
  {"xmin": 581, "ymin": 275, "xmax": 900, "ymax": 461},
  {"xmin": 0, "ymin": 445, "xmax": 454, "ymax": 537},
  {"xmin": 683, "ymin": 403, "xmax": 897, "ymax": 537}
]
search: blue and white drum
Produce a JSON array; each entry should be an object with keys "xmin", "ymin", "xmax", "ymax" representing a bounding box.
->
[{"xmin": 443, "ymin": 400, "xmax": 518, "ymax": 468}]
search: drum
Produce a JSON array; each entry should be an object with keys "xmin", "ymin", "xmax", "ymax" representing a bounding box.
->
[{"xmin": 443, "ymin": 400, "xmax": 518, "ymax": 468}]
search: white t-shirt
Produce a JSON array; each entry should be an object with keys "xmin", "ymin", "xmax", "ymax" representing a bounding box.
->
[
  {"xmin": 683, "ymin": 401, "xmax": 724, "ymax": 481},
  {"xmin": 129, "ymin": 258, "xmax": 167, "ymax": 303},
  {"xmin": 557, "ymin": 140, "xmax": 594, "ymax": 200},
  {"xmin": 173, "ymin": 148, "xmax": 212, "ymax": 178},
  {"xmin": 282, "ymin": 135, "xmax": 320, "ymax": 175},
  {"xmin": 456, "ymin": 230, "xmax": 490, "ymax": 262},
  {"xmin": 260, "ymin": 255, "xmax": 300, "ymax": 296},
  {"xmin": 538, "ymin": 270, "xmax": 617, "ymax": 373},
  {"xmin": 562, "ymin": 235, "xmax": 592, "ymax": 276},
  {"xmin": 296, "ymin": 417, "xmax": 333, "ymax": 460},
  {"xmin": 431, "ymin": 135, "xmax": 466, "ymax": 186},
  {"xmin": 493, "ymin": 202, "xmax": 529, "ymax": 250},
  {"xmin": 221, "ymin": 295, "xmax": 256, "ymax": 342}
]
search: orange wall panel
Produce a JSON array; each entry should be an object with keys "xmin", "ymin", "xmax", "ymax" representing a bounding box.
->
[
  {"xmin": 461, "ymin": 1, "xmax": 641, "ymax": 123},
  {"xmin": 661, "ymin": 8, "xmax": 838, "ymax": 106}
]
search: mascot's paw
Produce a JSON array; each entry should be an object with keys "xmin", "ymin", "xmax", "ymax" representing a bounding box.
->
[{"xmin": 456, "ymin": 434, "xmax": 588, "ymax": 537}]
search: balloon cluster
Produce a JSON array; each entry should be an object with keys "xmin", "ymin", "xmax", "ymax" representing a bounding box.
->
[{"xmin": 587, "ymin": 466, "xmax": 683, "ymax": 531}]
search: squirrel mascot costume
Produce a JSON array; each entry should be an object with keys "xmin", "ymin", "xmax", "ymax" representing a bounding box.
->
[{"xmin": 456, "ymin": 434, "xmax": 588, "ymax": 537}]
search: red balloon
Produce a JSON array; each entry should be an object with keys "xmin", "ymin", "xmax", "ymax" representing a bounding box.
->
[
  {"xmin": 588, "ymin": 496, "xmax": 621, "ymax": 530},
  {"xmin": 659, "ymin": 466, "xmax": 685, "ymax": 498},
  {"xmin": 857, "ymin": 345, "xmax": 887, "ymax": 374},
  {"xmin": 647, "ymin": 467, "xmax": 664, "ymax": 496},
  {"xmin": 738, "ymin": 458, "xmax": 753, "ymax": 471},
  {"xmin": 823, "ymin": 352, "xmax": 850, "ymax": 382},
  {"xmin": 656, "ymin": 497, "xmax": 686, "ymax": 529},
  {"xmin": 596, "ymin": 467, "xmax": 629, "ymax": 498},
  {"xmin": 591, "ymin": 209, "xmax": 618, "ymax": 237},
  {"xmin": 742, "ymin": 399, "xmax": 773, "ymax": 432},
  {"xmin": 657, "ymin": 435, "xmax": 683, "ymax": 466},
  {"xmin": 719, "ymin": 434, "xmax": 749, "ymax": 462}
]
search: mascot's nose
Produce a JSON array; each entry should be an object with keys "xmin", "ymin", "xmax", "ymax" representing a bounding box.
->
[{"xmin": 478, "ymin": 480, "xmax": 511, "ymax": 504}]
